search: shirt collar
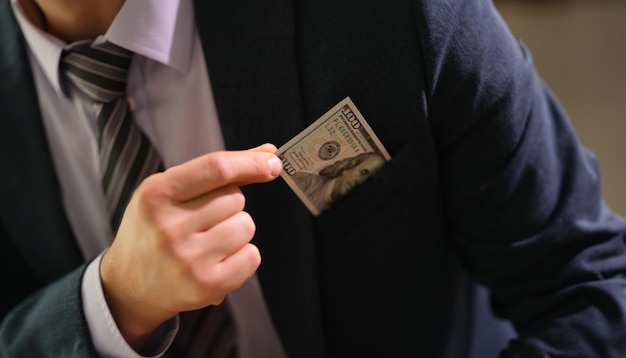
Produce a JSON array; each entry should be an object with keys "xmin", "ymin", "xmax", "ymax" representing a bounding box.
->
[
  {"xmin": 11, "ymin": 0, "xmax": 67, "ymax": 95},
  {"xmin": 11, "ymin": 0, "xmax": 194, "ymax": 96},
  {"xmin": 105, "ymin": 0, "xmax": 194, "ymax": 73}
]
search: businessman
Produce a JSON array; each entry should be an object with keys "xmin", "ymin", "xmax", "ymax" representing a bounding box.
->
[{"xmin": 2, "ymin": 0, "xmax": 626, "ymax": 357}]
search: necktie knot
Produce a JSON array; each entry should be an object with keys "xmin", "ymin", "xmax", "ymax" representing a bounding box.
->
[
  {"xmin": 61, "ymin": 41, "xmax": 133, "ymax": 103},
  {"xmin": 60, "ymin": 40, "xmax": 162, "ymax": 232}
]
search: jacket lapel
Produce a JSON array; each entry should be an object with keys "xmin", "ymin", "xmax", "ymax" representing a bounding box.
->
[
  {"xmin": 193, "ymin": 1, "xmax": 325, "ymax": 356},
  {"xmin": 0, "ymin": 0, "xmax": 83, "ymax": 282},
  {"xmin": 192, "ymin": 0, "xmax": 306, "ymax": 150}
]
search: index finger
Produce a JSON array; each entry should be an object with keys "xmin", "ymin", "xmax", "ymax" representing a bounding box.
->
[{"xmin": 163, "ymin": 146, "xmax": 282, "ymax": 202}]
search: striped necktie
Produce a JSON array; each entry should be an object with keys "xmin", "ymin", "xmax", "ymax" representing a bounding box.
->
[
  {"xmin": 61, "ymin": 42, "xmax": 163, "ymax": 231},
  {"xmin": 62, "ymin": 42, "xmax": 237, "ymax": 357}
]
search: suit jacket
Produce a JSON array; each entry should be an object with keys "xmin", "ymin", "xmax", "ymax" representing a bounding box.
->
[{"xmin": 2, "ymin": 0, "xmax": 626, "ymax": 357}]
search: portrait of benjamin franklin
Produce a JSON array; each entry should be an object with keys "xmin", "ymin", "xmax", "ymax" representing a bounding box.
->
[{"xmin": 290, "ymin": 152, "xmax": 386, "ymax": 212}]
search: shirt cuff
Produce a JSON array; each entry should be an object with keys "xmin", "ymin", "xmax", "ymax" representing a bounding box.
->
[{"xmin": 81, "ymin": 251, "xmax": 179, "ymax": 357}]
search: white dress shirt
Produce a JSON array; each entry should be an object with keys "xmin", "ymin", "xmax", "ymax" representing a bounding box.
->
[{"xmin": 11, "ymin": 0, "xmax": 286, "ymax": 357}]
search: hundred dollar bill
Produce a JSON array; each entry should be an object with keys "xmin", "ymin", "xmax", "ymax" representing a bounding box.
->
[{"xmin": 276, "ymin": 97, "xmax": 391, "ymax": 216}]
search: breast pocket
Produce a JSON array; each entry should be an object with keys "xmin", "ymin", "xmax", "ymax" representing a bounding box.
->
[
  {"xmin": 312, "ymin": 141, "xmax": 452, "ymax": 324},
  {"xmin": 314, "ymin": 142, "xmax": 425, "ymax": 239}
]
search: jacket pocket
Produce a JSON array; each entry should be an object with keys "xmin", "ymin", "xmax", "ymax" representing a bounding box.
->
[{"xmin": 314, "ymin": 142, "xmax": 423, "ymax": 238}]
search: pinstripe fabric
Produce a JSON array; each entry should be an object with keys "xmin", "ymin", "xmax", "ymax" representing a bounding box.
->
[
  {"xmin": 165, "ymin": 303, "xmax": 238, "ymax": 358},
  {"xmin": 61, "ymin": 42, "xmax": 163, "ymax": 231}
]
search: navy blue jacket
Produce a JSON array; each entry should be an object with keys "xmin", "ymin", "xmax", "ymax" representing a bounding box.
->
[{"xmin": 2, "ymin": 0, "xmax": 626, "ymax": 357}]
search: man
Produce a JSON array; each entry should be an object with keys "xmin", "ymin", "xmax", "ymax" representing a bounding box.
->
[{"xmin": 2, "ymin": 0, "xmax": 626, "ymax": 357}]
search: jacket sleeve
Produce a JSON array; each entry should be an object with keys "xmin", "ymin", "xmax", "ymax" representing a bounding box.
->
[
  {"xmin": 0, "ymin": 263, "xmax": 97, "ymax": 357},
  {"xmin": 414, "ymin": 0, "xmax": 626, "ymax": 356}
]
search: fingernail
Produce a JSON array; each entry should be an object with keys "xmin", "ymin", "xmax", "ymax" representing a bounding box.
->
[{"xmin": 268, "ymin": 156, "xmax": 283, "ymax": 177}]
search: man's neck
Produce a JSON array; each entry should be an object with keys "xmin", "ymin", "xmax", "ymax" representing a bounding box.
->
[
  {"xmin": 20, "ymin": 0, "xmax": 125, "ymax": 43},
  {"xmin": 17, "ymin": 0, "xmax": 45, "ymax": 30}
]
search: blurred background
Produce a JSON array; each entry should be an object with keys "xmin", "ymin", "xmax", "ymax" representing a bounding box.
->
[{"xmin": 494, "ymin": 0, "xmax": 626, "ymax": 216}]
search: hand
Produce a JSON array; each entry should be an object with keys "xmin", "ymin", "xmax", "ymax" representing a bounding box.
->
[{"xmin": 99, "ymin": 143, "xmax": 282, "ymax": 351}]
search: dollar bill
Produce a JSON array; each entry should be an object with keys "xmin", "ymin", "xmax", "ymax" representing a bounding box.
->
[{"xmin": 276, "ymin": 97, "xmax": 391, "ymax": 216}]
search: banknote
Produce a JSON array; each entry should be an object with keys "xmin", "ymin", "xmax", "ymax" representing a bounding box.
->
[{"xmin": 276, "ymin": 97, "xmax": 391, "ymax": 216}]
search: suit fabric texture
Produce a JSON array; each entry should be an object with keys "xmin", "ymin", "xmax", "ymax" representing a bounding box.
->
[{"xmin": 1, "ymin": 0, "xmax": 626, "ymax": 357}]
